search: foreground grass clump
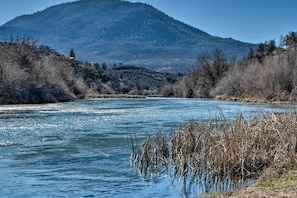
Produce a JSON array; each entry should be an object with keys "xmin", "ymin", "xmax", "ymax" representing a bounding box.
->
[
  {"xmin": 131, "ymin": 111, "xmax": 297, "ymax": 193},
  {"xmin": 213, "ymin": 168, "xmax": 297, "ymax": 198}
]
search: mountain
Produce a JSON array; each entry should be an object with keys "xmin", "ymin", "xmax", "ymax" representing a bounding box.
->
[{"xmin": 0, "ymin": 0, "xmax": 257, "ymax": 72}]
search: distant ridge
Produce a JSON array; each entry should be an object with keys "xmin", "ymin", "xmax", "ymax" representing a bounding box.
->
[{"xmin": 0, "ymin": 0, "xmax": 257, "ymax": 72}]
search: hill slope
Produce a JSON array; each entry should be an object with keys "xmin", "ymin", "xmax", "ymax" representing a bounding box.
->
[{"xmin": 0, "ymin": 0, "xmax": 256, "ymax": 72}]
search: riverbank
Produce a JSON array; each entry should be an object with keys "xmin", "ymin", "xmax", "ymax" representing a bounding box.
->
[
  {"xmin": 86, "ymin": 91, "xmax": 297, "ymax": 104},
  {"xmin": 204, "ymin": 167, "xmax": 297, "ymax": 198},
  {"xmin": 84, "ymin": 91, "xmax": 146, "ymax": 98},
  {"xmin": 215, "ymin": 94, "xmax": 297, "ymax": 104}
]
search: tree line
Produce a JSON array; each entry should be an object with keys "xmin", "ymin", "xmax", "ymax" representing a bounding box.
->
[
  {"xmin": 162, "ymin": 31, "xmax": 297, "ymax": 102},
  {"xmin": 0, "ymin": 38, "xmax": 180, "ymax": 104},
  {"xmin": 72, "ymin": 59, "xmax": 180, "ymax": 97},
  {"xmin": 2, "ymin": 31, "xmax": 296, "ymax": 104}
]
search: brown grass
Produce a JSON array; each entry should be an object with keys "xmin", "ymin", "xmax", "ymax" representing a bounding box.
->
[
  {"xmin": 131, "ymin": 111, "xmax": 297, "ymax": 194},
  {"xmin": 85, "ymin": 90, "xmax": 146, "ymax": 98},
  {"xmin": 209, "ymin": 168, "xmax": 297, "ymax": 198}
]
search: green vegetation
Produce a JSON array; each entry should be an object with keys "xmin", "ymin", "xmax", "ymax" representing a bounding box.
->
[
  {"xmin": 0, "ymin": 0, "xmax": 255, "ymax": 72},
  {"xmin": 163, "ymin": 31, "xmax": 297, "ymax": 103},
  {"xmin": 71, "ymin": 61, "xmax": 181, "ymax": 96},
  {"xmin": 0, "ymin": 39, "xmax": 181, "ymax": 104}
]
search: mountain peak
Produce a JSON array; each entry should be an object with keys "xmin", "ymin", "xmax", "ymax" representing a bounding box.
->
[{"xmin": 0, "ymin": 0, "xmax": 256, "ymax": 72}]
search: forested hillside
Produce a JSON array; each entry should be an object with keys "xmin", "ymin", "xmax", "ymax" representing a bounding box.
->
[
  {"xmin": 162, "ymin": 32, "xmax": 297, "ymax": 102},
  {"xmin": 0, "ymin": 39, "xmax": 180, "ymax": 104},
  {"xmin": 0, "ymin": 0, "xmax": 256, "ymax": 72}
]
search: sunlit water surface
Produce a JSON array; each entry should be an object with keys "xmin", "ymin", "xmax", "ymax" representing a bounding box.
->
[{"xmin": 0, "ymin": 98, "xmax": 294, "ymax": 197}]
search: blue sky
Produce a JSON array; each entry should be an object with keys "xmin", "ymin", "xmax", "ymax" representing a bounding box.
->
[{"xmin": 0, "ymin": 0, "xmax": 296, "ymax": 44}]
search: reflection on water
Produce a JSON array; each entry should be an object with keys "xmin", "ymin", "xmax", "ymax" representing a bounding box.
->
[{"xmin": 0, "ymin": 98, "xmax": 294, "ymax": 197}]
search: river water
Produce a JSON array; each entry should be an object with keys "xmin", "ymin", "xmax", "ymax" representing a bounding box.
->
[{"xmin": 0, "ymin": 98, "xmax": 294, "ymax": 197}]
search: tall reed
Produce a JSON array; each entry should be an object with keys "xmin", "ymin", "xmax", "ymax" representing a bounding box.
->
[{"xmin": 131, "ymin": 111, "xmax": 297, "ymax": 192}]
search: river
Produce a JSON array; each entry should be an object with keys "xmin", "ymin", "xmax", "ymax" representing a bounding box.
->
[{"xmin": 0, "ymin": 98, "xmax": 294, "ymax": 197}]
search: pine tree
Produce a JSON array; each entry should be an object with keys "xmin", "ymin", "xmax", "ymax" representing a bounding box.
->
[
  {"xmin": 69, "ymin": 49, "xmax": 76, "ymax": 59},
  {"xmin": 247, "ymin": 48, "xmax": 254, "ymax": 59}
]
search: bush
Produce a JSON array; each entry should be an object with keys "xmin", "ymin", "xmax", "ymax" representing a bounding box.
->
[
  {"xmin": 0, "ymin": 40, "xmax": 86, "ymax": 104},
  {"xmin": 213, "ymin": 48, "xmax": 297, "ymax": 101},
  {"xmin": 162, "ymin": 49, "xmax": 230, "ymax": 98}
]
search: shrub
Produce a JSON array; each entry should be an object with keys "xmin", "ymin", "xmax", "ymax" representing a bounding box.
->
[
  {"xmin": 162, "ymin": 49, "xmax": 230, "ymax": 98},
  {"xmin": 0, "ymin": 40, "xmax": 86, "ymax": 104},
  {"xmin": 213, "ymin": 48, "xmax": 297, "ymax": 101}
]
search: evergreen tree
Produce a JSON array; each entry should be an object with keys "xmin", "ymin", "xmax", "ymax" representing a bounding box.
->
[
  {"xmin": 69, "ymin": 49, "xmax": 76, "ymax": 59},
  {"xmin": 102, "ymin": 62, "xmax": 107, "ymax": 70},
  {"xmin": 285, "ymin": 32, "xmax": 297, "ymax": 48},
  {"xmin": 247, "ymin": 48, "xmax": 254, "ymax": 59}
]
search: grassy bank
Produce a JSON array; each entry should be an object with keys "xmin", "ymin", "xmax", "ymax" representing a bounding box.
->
[
  {"xmin": 85, "ymin": 90, "xmax": 146, "ymax": 98},
  {"xmin": 131, "ymin": 111, "xmax": 297, "ymax": 196},
  {"xmin": 207, "ymin": 154, "xmax": 297, "ymax": 197},
  {"xmin": 208, "ymin": 167, "xmax": 297, "ymax": 197},
  {"xmin": 214, "ymin": 95, "xmax": 297, "ymax": 104}
]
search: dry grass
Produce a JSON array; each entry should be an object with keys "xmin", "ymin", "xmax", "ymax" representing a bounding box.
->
[
  {"xmin": 131, "ymin": 111, "xmax": 297, "ymax": 194},
  {"xmin": 85, "ymin": 90, "xmax": 146, "ymax": 98},
  {"xmin": 209, "ymin": 168, "xmax": 297, "ymax": 198},
  {"xmin": 130, "ymin": 133, "xmax": 169, "ymax": 174}
]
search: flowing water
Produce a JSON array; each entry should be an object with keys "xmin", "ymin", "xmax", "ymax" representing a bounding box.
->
[{"xmin": 0, "ymin": 98, "xmax": 294, "ymax": 197}]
